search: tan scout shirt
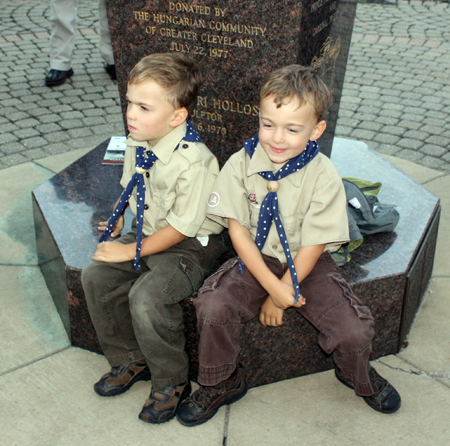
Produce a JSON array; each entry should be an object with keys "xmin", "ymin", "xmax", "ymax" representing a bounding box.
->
[
  {"xmin": 207, "ymin": 142, "xmax": 349, "ymax": 264},
  {"xmin": 120, "ymin": 121, "xmax": 223, "ymax": 238}
]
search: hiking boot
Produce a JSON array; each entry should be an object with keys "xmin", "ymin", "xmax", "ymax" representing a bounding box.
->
[
  {"xmin": 177, "ymin": 367, "xmax": 248, "ymax": 427},
  {"xmin": 139, "ymin": 381, "xmax": 191, "ymax": 424},
  {"xmin": 94, "ymin": 360, "xmax": 151, "ymax": 397},
  {"xmin": 335, "ymin": 366, "xmax": 401, "ymax": 414}
]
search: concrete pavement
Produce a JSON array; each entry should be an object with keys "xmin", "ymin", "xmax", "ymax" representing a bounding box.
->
[{"xmin": 0, "ymin": 1, "xmax": 449, "ymax": 445}]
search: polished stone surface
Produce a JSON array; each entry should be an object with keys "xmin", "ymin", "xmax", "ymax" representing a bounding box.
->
[
  {"xmin": 106, "ymin": 0, "xmax": 357, "ymax": 160},
  {"xmin": 33, "ymin": 138, "xmax": 440, "ymax": 388},
  {"xmin": 32, "ymin": 141, "xmax": 132, "ymax": 350}
]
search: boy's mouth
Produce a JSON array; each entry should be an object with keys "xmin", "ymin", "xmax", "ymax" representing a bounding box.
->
[
  {"xmin": 270, "ymin": 146, "xmax": 287, "ymax": 155},
  {"xmin": 128, "ymin": 124, "xmax": 137, "ymax": 132}
]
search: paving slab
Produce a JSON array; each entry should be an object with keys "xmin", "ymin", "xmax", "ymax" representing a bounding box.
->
[
  {"xmin": 382, "ymin": 154, "xmax": 446, "ymax": 184},
  {"xmin": 34, "ymin": 146, "xmax": 94, "ymax": 174},
  {"xmin": 0, "ymin": 348, "xmax": 225, "ymax": 446},
  {"xmin": 0, "ymin": 265, "xmax": 69, "ymax": 375},
  {"xmin": 399, "ymin": 277, "xmax": 450, "ymax": 379},
  {"xmin": 226, "ymin": 359, "xmax": 450, "ymax": 446},
  {"xmin": 0, "ymin": 161, "xmax": 54, "ymax": 265},
  {"xmin": 419, "ymin": 174, "xmax": 450, "ymax": 278}
]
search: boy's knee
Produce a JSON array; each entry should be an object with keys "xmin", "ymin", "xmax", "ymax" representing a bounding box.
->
[
  {"xmin": 195, "ymin": 290, "xmax": 238, "ymax": 323},
  {"xmin": 81, "ymin": 260, "xmax": 100, "ymax": 287},
  {"xmin": 338, "ymin": 318, "xmax": 375, "ymax": 352}
]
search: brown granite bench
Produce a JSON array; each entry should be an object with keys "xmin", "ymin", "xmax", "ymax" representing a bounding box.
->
[{"xmin": 33, "ymin": 138, "xmax": 440, "ymax": 388}]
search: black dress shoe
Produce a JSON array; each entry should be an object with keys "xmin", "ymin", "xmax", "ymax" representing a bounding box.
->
[
  {"xmin": 104, "ymin": 63, "xmax": 117, "ymax": 80},
  {"xmin": 45, "ymin": 68, "xmax": 74, "ymax": 87}
]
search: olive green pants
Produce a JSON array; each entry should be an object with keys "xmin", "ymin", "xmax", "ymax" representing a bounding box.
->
[{"xmin": 82, "ymin": 231, "xmax": 226, "ymax": 389}]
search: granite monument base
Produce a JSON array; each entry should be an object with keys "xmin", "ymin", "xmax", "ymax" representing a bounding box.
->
[{"xmin": 33, "ymin": 138, "xmax": 440, "ymax": 388}]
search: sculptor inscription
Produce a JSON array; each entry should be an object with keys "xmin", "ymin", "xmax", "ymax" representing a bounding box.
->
[{"xmin": 191, "ymin": 96, "xmax": 260, "ymax": 136}]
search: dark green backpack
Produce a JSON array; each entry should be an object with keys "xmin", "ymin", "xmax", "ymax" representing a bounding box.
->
[{"xmin": 331, "ymin": 177, "xmax": 400, "ymax": 266}]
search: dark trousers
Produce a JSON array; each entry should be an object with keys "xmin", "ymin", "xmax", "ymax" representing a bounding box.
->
[
  {"xmin": 195, "ymin": 252, "xmax": 376, "ymax": 396},
  {"xmin": 81, "ymin": 231, "xmax": 226, "ymax": 389}
]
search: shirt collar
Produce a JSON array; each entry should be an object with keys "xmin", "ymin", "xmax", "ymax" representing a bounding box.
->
[{"xmin": 125, "ymin": 121, "xmax": 187, "ymax": 165}]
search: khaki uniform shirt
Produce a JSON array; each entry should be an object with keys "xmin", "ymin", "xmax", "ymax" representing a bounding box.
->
[
  {"xmin": 120, "ymin": 121, "xmax": 223, "ymax": 238},
  {"xmin": 206, "ymin": 142, "xmax": 349, "ymax": 263}
]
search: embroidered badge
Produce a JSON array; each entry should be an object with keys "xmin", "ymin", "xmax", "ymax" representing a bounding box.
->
[
  {"xmin": 248, "ymin": 189, "xmax": 260, "ymax": 208},
  {"xmin": 208, "ymin": 192, "xmax": 220, "ymax": 207}
]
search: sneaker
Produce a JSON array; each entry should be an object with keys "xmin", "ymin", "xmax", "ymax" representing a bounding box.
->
[
  {"xmin": 139, "ymin": 381, "xmax": 192, "ymax": 424},
  {"xmin": 177, "ymin": 367, "xmax": 248, "ymax": 427},
  {"xmin": 335, "ymin": 366, "xmax": 401, "ymax": 414},
  {"xmin": 94, "ymin": 360, "xmax": 151, "ymax": 397}
]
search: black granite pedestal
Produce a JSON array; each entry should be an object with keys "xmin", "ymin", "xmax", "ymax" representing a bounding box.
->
[
  {"xmin": 33, "ymin": 138, "xmax": 440, "ymax": 388},
  {"xmin": 106, "ymin": 0, "xmax": 357, "ymax": 159}
]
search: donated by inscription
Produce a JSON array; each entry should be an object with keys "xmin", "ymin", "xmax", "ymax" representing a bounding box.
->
[
  {"xmin": 169, "ymin": 2, "xmax": 226, "ymax": 17},
  {"xmin": 133, "ymin": 2, "xmax": 267, "ymax": 58}
]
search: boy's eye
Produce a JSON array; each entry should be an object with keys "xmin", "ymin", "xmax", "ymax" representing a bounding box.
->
[
  {"xmin": 141, "ymin": 106, "xmax": 149, "ymax": 111},
  {"xmin": 288, "ymin": 128, "xmax": 298, "ymax": 133}
]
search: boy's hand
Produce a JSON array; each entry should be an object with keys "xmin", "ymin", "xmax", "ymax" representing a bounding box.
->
[
  {"xmin": 93, "ymin": 241, "xmax": 134, "ymax": 263},
  {"xmin": 269, "ymin": 280, "xmax": 306, "ymax": 310},
  {"xmin": 260, "ymin": 297, "xmax": 285, "ymax": 327},
  {"xmin": 98, "ymin": 214, "xmax": 124, "ymax": 238}
]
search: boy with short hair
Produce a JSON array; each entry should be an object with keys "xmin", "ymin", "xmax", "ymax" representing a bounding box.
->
[
  {"xmin": 81, "ymin": 53, "xmax": 226, "ymax": 424},
  {"xmin": 177, "ymin": 65, "xmax": 401, "ymax": 427}
]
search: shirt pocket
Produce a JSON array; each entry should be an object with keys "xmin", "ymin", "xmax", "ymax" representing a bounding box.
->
[
  {"xmin": 281, "ymin": 212, "xmax": 304, "ymax": 250},
  {"xmin": 145, "ymin": 186, "xmax": 171, "ymax": 220}
]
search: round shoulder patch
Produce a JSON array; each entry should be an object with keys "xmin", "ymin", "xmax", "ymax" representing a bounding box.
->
[{"xmin": 207, "ymin": 192, "xmax": 220, "ymax": 207}]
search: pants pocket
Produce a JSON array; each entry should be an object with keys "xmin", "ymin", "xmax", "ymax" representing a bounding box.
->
[
  {"xmin": 179, "ymin": 255, "xmax": 204, "ymax": 292},
  {"xmin": 329, "ymin": 272, "xmax": 373, "ymax": 320},
  {"xmin": 198, "ymin": 257, "xmax": 239, "ymax": 293}
]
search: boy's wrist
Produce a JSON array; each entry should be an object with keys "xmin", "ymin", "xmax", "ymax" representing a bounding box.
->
[
  {"xmin": 263, "ymin": 275, "xmax": 283, "ymax": 298},
  {"xmin": 124, "ymin": 242, "xmax": 137, "ymax": 261}
]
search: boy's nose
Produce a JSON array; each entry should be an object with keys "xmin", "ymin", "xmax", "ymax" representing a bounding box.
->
[
  {"xmin": 126, "ymin": 104, "xmax": 135, "ymax": 120},
  {"xmin": 273, "ymin": 128, "xmax": 284, "ymax": 144}
]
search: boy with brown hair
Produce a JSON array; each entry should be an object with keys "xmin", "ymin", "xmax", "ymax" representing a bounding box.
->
[
  {"xmin": 81, "ymin": 53, "xmax": 226, "ymax": 424},
  {"xmin": 177, "ymin": 65, "xmax": 401, "ymax": 427}
]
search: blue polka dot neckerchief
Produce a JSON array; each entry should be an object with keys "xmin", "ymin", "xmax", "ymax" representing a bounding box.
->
[
  {"xmin": 240, "ymin": 134, "xmax": 320, "ymax": 303},
  {"xmin": 99, "ymin": 120, "xmax": 203, "ymax": 270}
]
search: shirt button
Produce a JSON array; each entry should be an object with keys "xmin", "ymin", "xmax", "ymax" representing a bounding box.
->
[
  {"xmin": 145, "ymin": 172, "xmax": 149, "ymax": 178},
  {"xmin": 144, "ymin": 204, "xmax": 149, "ymax": 210},
  {"xmin": 272, "ymin": 244, "xmax": 278, "ymax": 250},
  {"xmin": 182, "ymin": 143, "xmax": 189, "ymax": 149}
]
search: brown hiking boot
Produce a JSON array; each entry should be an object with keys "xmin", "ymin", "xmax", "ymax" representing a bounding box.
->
[
  {"xmin": 335, "ymin": 366, "xmax": 401, "ymax": 414},
  {"xmin": 94, "ymin": 360, "xmax": 151, "ymax": 397},
  {"xmin": 177, "ymin": 367, "xmax": 247, "ymax": 427},
  {"xmin": 139, "ymin": 381, "xmax": 191, "ymax": 424}
]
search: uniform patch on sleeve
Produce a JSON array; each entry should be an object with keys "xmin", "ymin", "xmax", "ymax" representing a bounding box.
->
[{"xmin": 208, "ymin": 192, "xmax": 220, "ymax": 207}]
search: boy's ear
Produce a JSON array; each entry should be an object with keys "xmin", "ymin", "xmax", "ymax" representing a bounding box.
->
[
  {"xmin": 310, "ymin": 120, "xmax": 327, "ymax": 141},
  {"xmin": 170, "ymin": 107, "xmax": 189, "ymax": 128}
]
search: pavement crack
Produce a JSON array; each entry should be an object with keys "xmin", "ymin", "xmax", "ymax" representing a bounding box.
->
[
  {"xmin": 0, "ymin": 346, "xmax": 71, "ymax": 378},
  {"xmin": 377, "ymin": 357, "xmax": 450, "ymax": 383}
]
